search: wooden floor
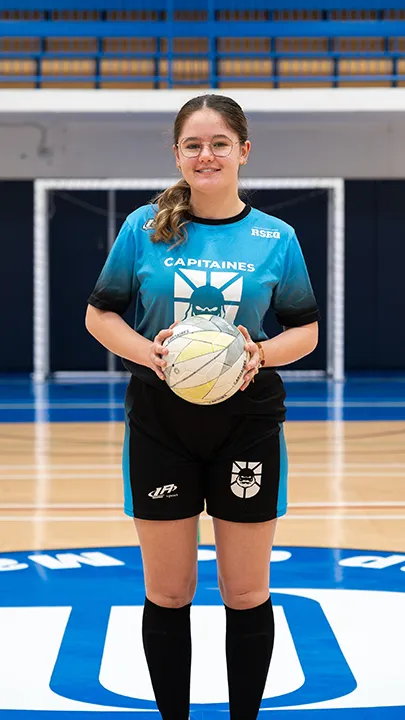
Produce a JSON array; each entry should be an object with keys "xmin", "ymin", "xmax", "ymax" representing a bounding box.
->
[{"xmin": 1, "ymin": 420, "xmax": 404, "ymax": 553}]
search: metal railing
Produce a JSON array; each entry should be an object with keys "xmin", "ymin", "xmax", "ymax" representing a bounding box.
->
[
  {"xmin": 0, "ymin": 10, "xmax": 405, "ymax": 87},
  {"xmin": 1, "ymin": 1, "xmax": 405, "ymax": 10}
]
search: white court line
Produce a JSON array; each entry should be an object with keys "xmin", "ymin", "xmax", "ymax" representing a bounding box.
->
[
  {"xmin": 1, "ymin": 501, "xmax": 405, "ymax": 510},
  {"xmin": 33, "ymin": 386, "xmax": 51, "ymax": 551},
  {"xmin": 1, "ymin": 514, "xmax": 405, "ymax": 521},
  {"xmin": 288, "ymin": 401, "xmax": 405, "ymax": 407},
  {"xmin": 289, "ymin": 501, "xmax": 405, "ymax": 508},
  {"xmin": 289, "ymin": 471, "xmax": 405, "ymax": 477},
  {"xmin": 1, "ymin": 400, "xmax": 405, "ymax": 410},
  {"xmin": 290, "ymin": 466, "xmax": 405, "ymax": 471},
  {"xmin": 0, "ymin": 403, "xmax": 124, "ymax": 410},
  {"xmin": 281, "ymin": 514, "xmax": 405, "ymax": 520},
  {"xmin": 2, "ymin": 471, "xmax": 405, "ymax": 480},
  {"xmin": 0, "ymin": 473, "xmax": 122, "ymax": 480},
  {"xmin": 1, "ymin": 463, "xmax": 405, "ymax": 471},
  {"xmin": 0, "ymin": 503, "xmax": 122, "ymax": 509},
  {"xmin": 0, "ymin": 464, "xmax": 122, "ymax": 470}
]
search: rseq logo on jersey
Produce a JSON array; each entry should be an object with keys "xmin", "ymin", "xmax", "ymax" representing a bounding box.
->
[
  {"xmin": 251, "ymin": 227, "xmax": 281, "ymax": 239},
  {"xmin": 172, "ymin": 267, "xmax": 245, "ymax": 324},
  {"xmin": 1, "ymin": 545, "xmax": 404, "ymax": 717}
]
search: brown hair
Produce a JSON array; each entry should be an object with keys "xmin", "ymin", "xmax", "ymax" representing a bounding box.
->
[{"xmin": 151, "ymin": 94, "xmax": 249, "ymax": 246}]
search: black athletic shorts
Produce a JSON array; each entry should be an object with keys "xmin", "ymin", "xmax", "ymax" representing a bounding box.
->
[{"xmin": 122, "ymin": 366, "xmax": 288, "ymax": 523}]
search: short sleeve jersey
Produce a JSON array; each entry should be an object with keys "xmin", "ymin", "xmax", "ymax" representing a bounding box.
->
[{"xmin": 88, "ymin": 204, "xmax": 320, "ymax": 346}]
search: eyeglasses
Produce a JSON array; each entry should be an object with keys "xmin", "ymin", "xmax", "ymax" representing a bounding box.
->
[{"xmin": 177, "ymin": 138, "xmax": 240, "ymax": 158}]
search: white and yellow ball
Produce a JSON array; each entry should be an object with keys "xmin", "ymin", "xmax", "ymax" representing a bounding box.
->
[{"xmin": 163, "ymin": 315, "xmax": 248, "ymax": 405}]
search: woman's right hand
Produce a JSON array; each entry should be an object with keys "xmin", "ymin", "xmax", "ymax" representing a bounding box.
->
[{"xmin": 149, "ymin": 323, "xmax": 177, "ymax": 380}]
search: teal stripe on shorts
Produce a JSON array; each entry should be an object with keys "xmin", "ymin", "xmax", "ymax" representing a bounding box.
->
[
  {"xmin": 277, "ymin": 423, "xmax": 288, "ymax": 517},
  {"xmin": 122, "ymin": 408, "xmax": 134, "ymax": 517}
]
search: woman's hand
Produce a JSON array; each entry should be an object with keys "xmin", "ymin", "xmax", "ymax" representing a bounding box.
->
[
  {"xmin": 149, "ymin": 322, "xmax": 178, "ymax": 380},
  {"xmin": 238, "ymin": 325, "xmax": 261, "ymax": 391}
]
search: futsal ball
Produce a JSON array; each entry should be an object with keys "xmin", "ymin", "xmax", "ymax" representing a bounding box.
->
[{"xmin": 163, "ymin": 315, "xmax": 248, "ymax": 405}]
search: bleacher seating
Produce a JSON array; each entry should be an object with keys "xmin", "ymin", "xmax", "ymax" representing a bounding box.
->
[{"xmin": 0, "ymin": 1, "xmax": 405, "ymax": 88}]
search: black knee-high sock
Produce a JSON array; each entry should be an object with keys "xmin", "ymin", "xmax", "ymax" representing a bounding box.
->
[
  {"xmin": 142, "ymin": 597, "xmax": 191, "ymax": 720},
  {"xmin": 225, "ymin": 597, "xmax": 275, "ymax": 720}
]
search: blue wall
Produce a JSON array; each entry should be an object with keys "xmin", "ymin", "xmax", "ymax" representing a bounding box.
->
[{"xmin": 1, "ymin": 179, "xmax": 404, "ymax": 374}]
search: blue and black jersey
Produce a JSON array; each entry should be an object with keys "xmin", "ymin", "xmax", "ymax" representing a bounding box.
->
[
  {"xmin": 89, "ymin": 202, "xmax": 318, "ymax": 514},
  {"xmin": 88, "ymin": 203, "xmax": 319, "ymax": 415},
  {"xmin": 88, "ymin": 203, "xmax": 319, "ymax": 339}
]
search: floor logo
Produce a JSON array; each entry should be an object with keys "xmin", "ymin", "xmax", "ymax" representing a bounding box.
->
[
  {"xmin": 231, "ymin": 461, "xmax": 262, "ymax": 498},
  {"xmin": 0, "ymin": 546, "xmax": 404, "ymax": 718}
]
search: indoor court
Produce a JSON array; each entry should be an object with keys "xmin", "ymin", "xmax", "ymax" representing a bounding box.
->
[
  {"xmin": 1, "ymin": 377, "xmax": 404, "ymax": 716},
  {"xmin": 1, "ymin": 0, "xmax": 405, "ymax": 717},
  {"xmin": 1, "ymin": 381, "xmax": 405, "ymax": 553}
]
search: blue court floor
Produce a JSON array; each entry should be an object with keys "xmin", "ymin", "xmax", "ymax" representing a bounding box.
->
[
  {"xmin": 0, "ymin": 544, "xmax": 404, "ymax": 718},
  {"xmin": 1, "ymin": 374, "xmax": 405, "ymax": 422},
  {"xmin": 1, "ymin": 374, "xmax": 404, "ymax": 718}
]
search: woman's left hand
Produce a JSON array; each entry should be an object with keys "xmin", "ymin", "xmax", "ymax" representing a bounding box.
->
[{"xmin": 237, "ymin": 325, "xmax": 261, "ymax": 391}]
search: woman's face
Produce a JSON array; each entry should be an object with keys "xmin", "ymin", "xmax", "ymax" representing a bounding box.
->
[{"xmin": 173, "ymin": 108, "xmax": 250, "ymax": 195}]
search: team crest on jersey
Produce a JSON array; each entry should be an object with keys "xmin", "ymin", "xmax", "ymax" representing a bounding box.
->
[{"xmin": 173, "ymin": 268, "xmax": 243, "ymax": 324}]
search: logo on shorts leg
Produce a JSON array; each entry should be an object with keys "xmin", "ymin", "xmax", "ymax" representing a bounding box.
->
[
  {"xmin": 148, "ymin": 484, "xmax": 178, "ymax": 499},
  {"xmin": 231, "ymin": 461, "xmax": 262, "ymax": 498}
]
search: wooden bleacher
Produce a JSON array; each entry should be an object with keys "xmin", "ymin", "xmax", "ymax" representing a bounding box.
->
[{"xmin": 0, "ymin": 7, "xmax": 404, "ymax": 88}]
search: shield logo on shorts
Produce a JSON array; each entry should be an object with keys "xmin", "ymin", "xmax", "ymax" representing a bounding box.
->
[{"xmin": 231, "ymin": 461, "xmax": 262, "ymax": 499}]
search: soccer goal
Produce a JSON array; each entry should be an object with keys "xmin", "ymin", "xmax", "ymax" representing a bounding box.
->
[{"xmin": 33, "ymin": 178, "xmax": 344, "ymax": 383}]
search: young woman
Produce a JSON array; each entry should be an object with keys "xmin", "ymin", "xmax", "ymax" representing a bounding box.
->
[{"xmin": 86, "ymin": 93, "xmax": 319, "ymax": 720}]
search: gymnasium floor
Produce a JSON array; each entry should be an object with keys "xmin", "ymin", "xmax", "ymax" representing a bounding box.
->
[{"xmin": 1, "ymin": 375, "xmax": 404, "ymax": 718}]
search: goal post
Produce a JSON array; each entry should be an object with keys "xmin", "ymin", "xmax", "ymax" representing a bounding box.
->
[{"xmin": 33, "ymin": 177, "xmax": 344, "ymax": 383}]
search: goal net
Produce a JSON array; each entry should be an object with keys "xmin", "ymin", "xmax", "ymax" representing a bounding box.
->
[{"xmin": 33, "ymin": 178, "xmax": 344, "ymax": 382}]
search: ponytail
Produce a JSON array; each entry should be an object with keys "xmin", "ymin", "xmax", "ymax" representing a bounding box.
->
[{"xmin": 151, "ymin": 179, "xmax": 191, "ymax": 247}]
